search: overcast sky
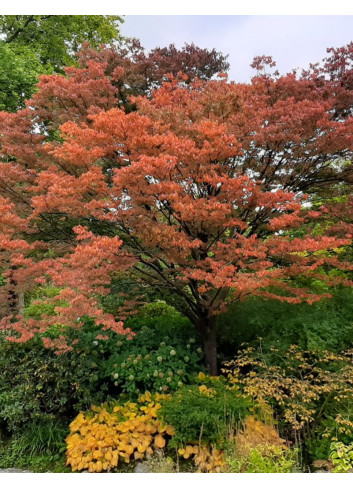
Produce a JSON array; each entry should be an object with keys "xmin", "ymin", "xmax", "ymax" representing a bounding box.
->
[{"xmin": 121, "ymin": 16, "xmax": 353, "ymax": 82}]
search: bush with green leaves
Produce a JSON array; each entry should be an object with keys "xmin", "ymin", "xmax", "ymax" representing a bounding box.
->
[
  {"xmin": 0, "ymin": 298, "xmax": 203, "ymax": 434},
  {"xmin": 49, "ymin": 301, "xmax": 204, "ymax": 396},
  {"xmin": 225, "ymin": 445, "xmax": 299, "ymax": 473},
  {"xmin": 0, "ymin": 331, "xmax": 111, "ymax": 435},
  {"xmin": 103, "ymin": 331, "xmax": 202, "ymax": 396},
  {"xmin": 217, "ymin": 287, "xmax": 353, "ymax": 359},
  {"xmin": 159, "ymin": 375, "xmax": 250, "ymax": 448},
  {"xmin": 97, "ymin": 301, "xmax": 204, "ymax": 395},
  {"xmin": 330, "ymin": 442, "xmax": 353, "ymax": 473},
  {"xmin": 0, "ymin": 444, "xmax": 69, "ymax": 473},
  {"xmin": 123, "ymin": 301, "xmax": 198, "ymax": 345},
  {"xmin": 305, "ymin": 399, "xmax": 353, "ymax": 467},
  {"xmin": 305, "ymin": 395, "xmax": 353, "ymax": 462}
]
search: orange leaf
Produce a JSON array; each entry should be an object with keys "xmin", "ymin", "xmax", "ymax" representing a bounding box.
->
[{"xmin": 154, "ymin": 434, "xmax": 166, "ymax": 448}]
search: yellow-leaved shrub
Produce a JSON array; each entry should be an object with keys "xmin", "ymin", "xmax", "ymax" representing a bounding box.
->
[
  {"xmin": 234, "ymin": 415, "xmax": 288, "ymax": 456},
  {"xmin": 66, "ymin": 391, "xmax": 174, "ymax": 472},
  {"xmin": 177, "ymin": 443, "xmax": 225, "ymax": 472},
  {"xmin": 176, "ymin": 415, "xmax": 286, "ymax": 473}
]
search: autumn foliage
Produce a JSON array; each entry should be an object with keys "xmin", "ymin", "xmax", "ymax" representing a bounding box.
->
[
  {"xmin": 224, "ymin": 345, "xmax": 353, "ymax": 433},
  {"xmin": 66, "ymin": 392, "xmax": 174, "ymax": 472},
  {"xmin": 1, "ymin": 43, "xmax": 353, "ymax": 373}
]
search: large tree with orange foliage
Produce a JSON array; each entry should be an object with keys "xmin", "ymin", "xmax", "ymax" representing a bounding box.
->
[{"xmin": 1, "ymin": 45, "xmax": 353, "ymax": 373}]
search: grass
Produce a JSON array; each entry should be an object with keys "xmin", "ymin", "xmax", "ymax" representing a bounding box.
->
[{"xmin": 0, "ymin": 420, "xmax": 70, "ymax": 473}]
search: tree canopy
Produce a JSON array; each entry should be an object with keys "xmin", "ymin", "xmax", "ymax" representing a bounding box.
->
[
  {"xmin": 0, "ymin": 15, "xmax": 123, "ymax": 70},
  {"xmin": 0, "ymin": 15, "xmax": 123, "ymax": 111},
  {"xmin": 0, "ymin": 43, "xmax": 353, "ymax": 374},
  {"xmin": 0, "ymin": 16, "xmax": 229, "ymax": 115}
]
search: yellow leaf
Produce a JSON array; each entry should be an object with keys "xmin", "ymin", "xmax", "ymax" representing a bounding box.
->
[
  {"xmin": 154, "ymin": 434, "xmax": 166, "ymax": 448},
  {"xmin": 137, "ymin": 444, "xmax": 147, "ymax": 453},
  {"xmin": 111, "ymin": 451, "xmax": 119, "ymax": 466},
  {"xmin": 125, "ymin": 445, "xmax": 134, "ymax": 455},
  {"xmin": 165, "ymin": 425, "xmax": 175, "ymax": 436},
  {"xmin": 147, "ymin": 424, "xmax": 157, "ymax": 434},
  {"xmin": 136, "ymin": 422, "xmax": 146, "ymax": 432},
  {"xmin": 131, "ymin": 438, "xmax": 139, "ymax": 448}
]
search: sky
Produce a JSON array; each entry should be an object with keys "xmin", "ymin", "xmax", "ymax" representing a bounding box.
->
[{"xmin": 121, "ymin": 16, "xmax": 353, "ymax": 82}]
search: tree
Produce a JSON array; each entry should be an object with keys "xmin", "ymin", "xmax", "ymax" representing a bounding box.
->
[
  {"xmin": 39, "ymin": 40, "xmax": 230, "ymax": 114},
  {"xmin": 1, "ymin": 46, "xmax": 353, "ymax": 374},
  {"xmin": 0, "ymin": 15, "xmax": 123, "ymax": 111},
  {"xmin": 0, "ymin": 43, "xmax": 43, "ymax": 112},
  {"xmin": 0, "ymin": 16, "xmax": 229, "ymax": 114},
  {"xmin": 0, "ymin": 15, "xmax": 123, "ymax": 71}
]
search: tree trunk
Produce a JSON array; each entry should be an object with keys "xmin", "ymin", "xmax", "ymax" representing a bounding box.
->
[
  {"xmin": 7, "ymin": 266, "xmax": 19, "ymax": 316},
  {"xmin": 201, "ymin": 316, "xmax": 218, "ymax": 376},
  {"xmin": 7, "ymin": 266, "xmax": 25, "ymax": 317},
  {"xmin": 18, "ymin": 291, "xmax": 25, "ymax": 316}
]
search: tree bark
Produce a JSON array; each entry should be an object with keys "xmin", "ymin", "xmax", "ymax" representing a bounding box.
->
[
  {"xmin": 7, "ymin": 266, "xmax": 19, "ymax": 315},
  {"xmin": 7, "ymin": 266, "xmax": 24, "ymax": 316},
  {"xmin": 201, "ymin": 316, "xmax": 218, "ymax": 376},
  {"xmin": 18, "ymin": 291, "xmax": 25, "ymax": 316}
]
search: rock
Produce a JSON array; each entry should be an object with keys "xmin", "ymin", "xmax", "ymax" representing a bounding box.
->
[
  {"xmin": 134, "ymin": 462, "xmax": 148, "ymax": 473},
  {"xmin": 311, "ymin": 459, "xmax": 333, "ymax": 472}
]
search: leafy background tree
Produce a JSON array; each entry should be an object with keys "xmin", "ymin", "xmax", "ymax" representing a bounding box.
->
[
  {"xmin": 0, "ymin": 43, "xmax": 43, "ymax": 112},
  {"xmin": 0, "ymin": 16, "xmax": 229, "ymax": 113},
  {"xmin": 0, "ymin": 15, "xmax": 123, "ymax": 111}
]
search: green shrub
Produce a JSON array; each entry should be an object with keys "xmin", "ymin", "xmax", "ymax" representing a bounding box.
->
[
  {"xmin": 56, "ymin": 304, "xmax": 203, "ymax": 396},
  {"xmin": 330, "ymin": 442, "xmax": 353, "ymax": 473},
  {"xmin": 100, "ymin": 302, "xmax": 204, "ymax": 395},
  {"xmin": 104, "ymin": 333, "xmax": 202, "ymax": 395},
  {"xmin": 0, "ymin": 331, "xmax": 111, "ymax": 434},
  {"xmin": 0, "ymin": 446, "xmax": 69, "ymax": 473},
  {"xmin": 305, "ymin": 435, "xmax": 333, "ymax": 462},
  {"xmin": 124, "ymin": 301, "xmax": 198, "ymax": 346},
  {"xmin": 217, "ymin": 287, "xmax": 353, "ymax": 359},
  {"xmin": 305, "ymin": 401, "xmax": 353, "ymax": 462},
  {"xmin": 159, "ymin": 375, "xmax": 250, "ymax": 448},
  {"xmin": 0, "ymin": 300, "xmax": 203, "ymax": 434},
  {"xmin": 225, "ymin": 445, "xmax": 298, "ymax": 473}
]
